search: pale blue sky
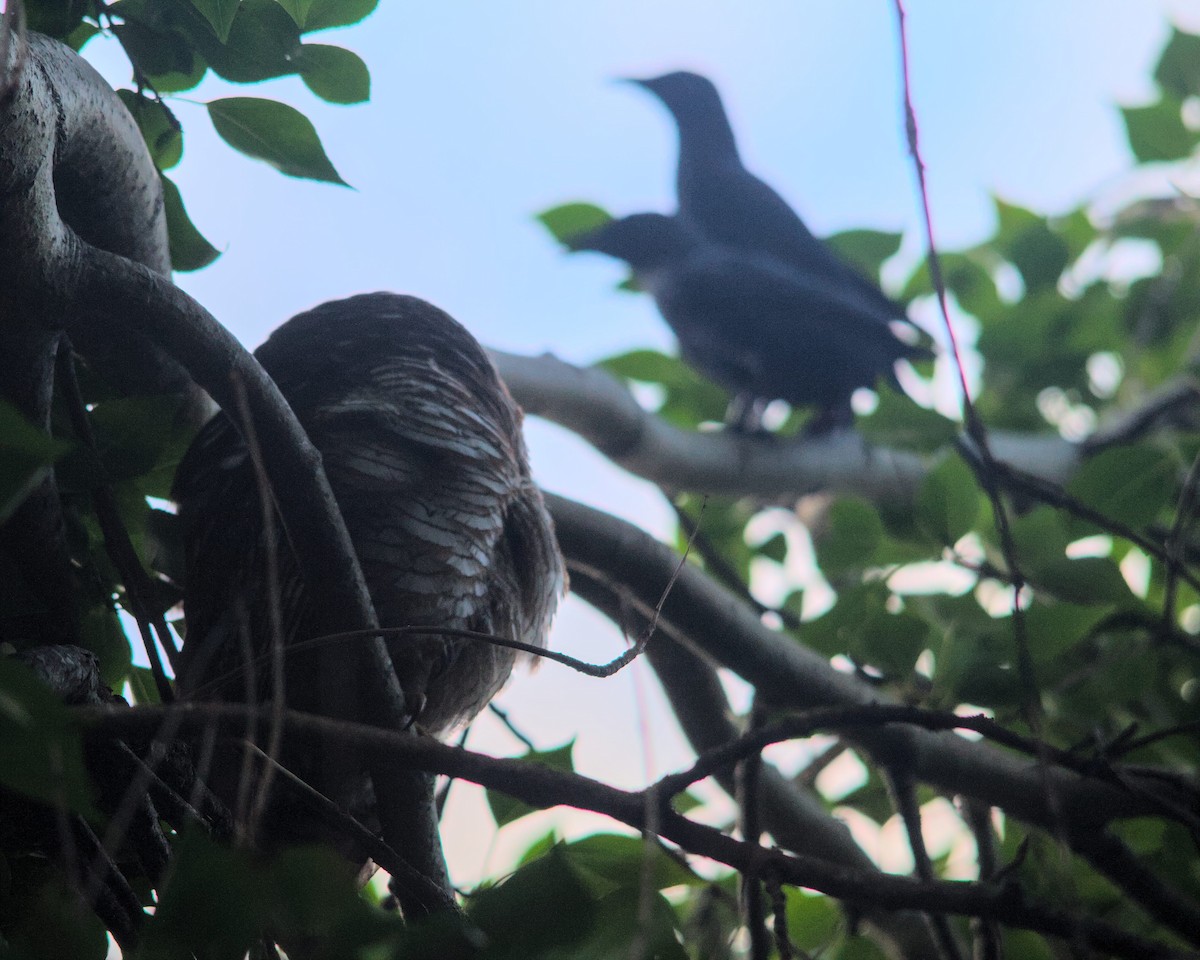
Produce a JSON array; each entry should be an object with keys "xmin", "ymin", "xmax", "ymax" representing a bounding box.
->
[{"xmin": 86, "ymin": 1, "xmax": 1198, "ymax": 881}]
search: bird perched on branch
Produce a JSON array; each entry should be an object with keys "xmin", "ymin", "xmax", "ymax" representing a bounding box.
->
[
  {"xmin": 626, "ymin": 70, "xmax": 905, "ymax": 323},
  {"xmin": 172, "ymin": 292, "xmax": 564, "ymax": 842},
  {"xmin": 568, "ymin": 213, "xmax": 927, "ymax": 431}
]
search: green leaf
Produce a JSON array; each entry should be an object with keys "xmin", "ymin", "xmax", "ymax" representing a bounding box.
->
[
  {"xmin": 77, "ymin": 394, "xmax": 186, "ymax": 482},
  {"xmin": 208, "ymin": 97, "xmax": 347, "ymax": 185},
  {"xmin": 275, "ymin": 0, "xmax": 314, "ymax": 28},
  {"xmin": 785, "ymin": 889, "xmax": 841, "ymax": 953},
  {"xmin": 1026, "ymin": 557, "xmax": 1131, "ymax": 607},
  {"xmin": 1024, "ymin": 602, "xmax": 1107, "ymax": 663},
  {"xmin": 23, "ymin": 0, "xmax": 87, "ymax": 40},
  {"xmin": 117, "ymin": 90, "xmax": 183, "ymax": 170},
  {"xmin": 902, "ymin": 251, "xmax": 1002, "ymax": 320},
  {"xmin": 569, "ymin": 887, "xmax": 688, "ymax": 960},
  {"xmin": 301, "ymin": 0, "xmax": 378, "ymax": 31},
  {"xmin": 1008, "ymin": 507, "xmax": 1071, "ymax": 566},
  {"xmin": 601, "ymin": 348, "xmax": 675, "ymax": 383},
  {"xmin": 850, "ymin": 608, "xmax": 929, "ymax": 675},
  {"xmin": 113, "ymin": 22, "xmax": 206, "ymax": 93},
  {"xmin": 1154, "ymin": 28, "xmax": 1200, "ymax": 99},
  {"xmin": 296, "ymin": 44, "xmax": 370, "ymax": 104},
  {"xmin": 1066, "ymin": 444, "xmax": 1177, "ymax": 533},
  {"xmin": 815, "ymin": 497, "xmax": 884, "ymax": 575},
  {"xmin": 79, "ymin": 606, "xmax": 134, "ymax": 689},
  {"xmin": 190, "ymin": 0, "xmax": 239, "ymax": 41},
  {"xmin": 672, "ymin": 790, "xmax": 703, "ymax": 814},
  {"xmin": 161, "ymin": 174, "xmax": 221, "ymax": 271},
  {"xmin": 825, "ymin": 228, "xmax": 902, "ymax": 280},
  {"xmin": 563, "ymin": 834, "xmax": 700, "ymax": 895},
  {"xmin": 0, "ymin": 658, "xmax": 96, "ymax": 816},
  {"xmin": 127, "ymin": 666, "xmax": 162, "ymax": 705},
  {"xmin": 0, "ymin": 401, "xmax": 68, "ymax": 524},
  {"xmin": 538, "ymin": 202, "xmax": 613, "ymax": 245},
  {"xmin": 756, "ymin": 531, "xmax": 788, "ymax": 564},
  {"xmin": 467, "ymin": 845, "xmax": 597, "ymax": 953},
  {"xmin": 1120, "ymin": 99, "xmax": 1196, "ymax": 164},
  {"xmin": 994, "ymin": 198, "xmax": 1069, "ymax": 291},
  {"xmin": 858, "ymin": 383, "xmax": 959, "ymax": 452},
  {"xmin": 1, "ymin": 874, "xmax": 109, "ymax": 960},
  {"xmin": 143, "ymin": 831, "xmax": 266, "ymax": 957},
  {"xmin": 486, "ymin": 741, "xmax": 574, "ymax": 826},
  {"xmin": 916, "ymin": 455, "xmax": 980, "ymax": 545},
  {"xmin": 199, "ymin": 0, "xmax": 300, "ymax": 83}
]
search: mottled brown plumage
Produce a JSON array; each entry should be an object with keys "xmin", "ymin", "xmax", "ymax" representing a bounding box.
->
[{"xmin": 172, "ymin": 293, "xmax": 563, "ymax": 835}]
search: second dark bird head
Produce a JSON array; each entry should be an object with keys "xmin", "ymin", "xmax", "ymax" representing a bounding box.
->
[{"xmin": 565, "ymin": 213, "xmax": 699, "ymax": 272}]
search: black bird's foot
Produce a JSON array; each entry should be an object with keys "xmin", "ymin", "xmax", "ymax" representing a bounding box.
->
[
  {"xmin": 801, "ymin": 403, "xmax": 855, "ymax": 438},
  {"xmin": 724, "ymin": 394, "xmax": 771, "ymax": 436}
]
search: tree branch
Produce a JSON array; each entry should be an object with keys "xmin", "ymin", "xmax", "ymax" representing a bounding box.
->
[
  {"xmin": 0, "ymin": 33, "xmax": 452, "ymax": 916},
  {"xmin": 490, "ymin": 349, "xmax": 1080, "ymax": 500},
  {"xmin": 572, "ymin": 568, "xmax": 941, "ymax": 960},
  {"xmin": 77, "ymin": 702, "xmax": 1200, "ymax": 960},
  {"xmin": 546, "ymin": 495, "xmax": 1187, "ymax": 833}
]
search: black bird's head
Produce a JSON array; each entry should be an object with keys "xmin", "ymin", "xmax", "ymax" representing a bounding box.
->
[
  {"xmin": 626, "ymin": 71, "xmax": 723, "ymax": 119},
  {"xmin": 623, "ymin": 70, "xmax": 737, "ymax": 159},
  {"xmin": 566, "ymin": 213, "xmax": 698, "ymax": 272}
]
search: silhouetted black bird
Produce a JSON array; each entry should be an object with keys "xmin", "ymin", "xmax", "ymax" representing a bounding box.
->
[
  {"xmin": 173, "ymin": 292, "xmax": 564, "ymax": 842},
  {"xmin": 627, "ymin": 71, "xmax": 904, "ymax": 323},
  {"xmin": 569, "ymin": 214, "xmax": 927, "ymax": 430}
]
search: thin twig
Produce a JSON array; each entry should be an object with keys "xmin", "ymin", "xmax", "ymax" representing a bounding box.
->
[
  {"xmin": 488, "ymin": 703, "xmax": 536, "ymax": 751},
  {"xmin": 738, "ymin": 702, "xmax": 771, "ymax": 960},
  {"xmin": 55, "ymin": 342, "xmax": 176, "ymax": 698},
  {"xmin": 886, "ymin": 769, "xmax": 963, "ymax": 960},
  {"xmin": 960, "ymin": 799, "xmax": 1001, "ymax": 960},
  {"xmin": 187, "ymin": 521, "xmax": 700, "ymax": 698},
  {"xmin": 229, "ymin": 371, "xmax": 286, "ymax": 846},
  {"xmin": 78, "ymin": 701, "xmax": 1200, "ymax": 960}
]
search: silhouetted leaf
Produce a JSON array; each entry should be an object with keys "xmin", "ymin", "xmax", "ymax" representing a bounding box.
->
[
  {"xmin": 564, "ymin": 834, "xmax": 700, "ymax": 894},
  {"xmin": 995, "ymin": 199, "xmax": 1069, "ymax": 291},
  {"xmin": 161, "ymin": 174, "xmax": 221, "ymax": 271},
  {"xmin": 0, "ymin": 658, "xmax": 95, "ymax": 816},
  {"xmin": 785, "ymin": 889, "xmax": 841, "ymax": 953},
  {"xmin": 468, "ymin": 844, "xmax": 597, "ymax": 954},
  {"xmin": 815, "ymin": 497, "xmax": 883, "ymax": 575},
  {"xmin": 1026, "ymin": 557, "xmax": 1131, "ymax": 607},
  {"xmin": 1154, "ymin": 27, "xmax": 1200, "ymax": 98},
  {"xmin": 1121, "ymin": 99, "xmax": 1195, "ymax": 163},
  {"xmin": 0, "ymin": 402, "xmax": 68, "ymax": 524},
  {"xmin": 296, "ymin": 44, "xmax": 370, "ymax": 103},
  {"xmin": 208, "ymin": 97, "xmax": 347, "ymax": 184},
  {"xmin": 757, "ymin": 531, "xmax": 788, "ymax": 563},
  {"xmin": 538, "ymin": 202, "xmax": 613, "ymax": 245},
  {"xmin": 916, "ymin": 455, "xmax": 980, "ymax": 545},
  {"xmin": 858, "ymin": 385, "xmax": 959, "ymax": 451},
  {"xmin": 200, "ymin": 0, "xmax": 300, "ymax": 83},
  {"xmin": 143, "ymin": 832, "xmax": 265, "ymax": 957},
  {"xmin": 118, "ymin": 90, "xmax": 183, "ymax": 170},
  {"xmin": 302, "ymin": 0, "xmax": 378, "ymax": 31},
  {"xmin": 190, "ymin": 0, "xmax": 238, "ymax": 41},
  {"xmin": 826, "ymin": 228, "xmax": 902, "ymax": 279},
  {"xmin": 275, "ymin": 0, "xmax": 314, "ymax": 28},
  {"xmin": 1066, "ymin": 444, "xmax": 1177, "ymax": 533},
  {"xmin": 486, "ymin": 741, "xmax": 574, "ymax": 826}
]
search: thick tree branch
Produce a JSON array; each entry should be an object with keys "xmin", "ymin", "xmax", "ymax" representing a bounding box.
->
[
  {"xmin": 547, "ymin": 495, "xmax": 1188, "ymax": 833},
  {"xmin": 491, "ymin": 349, "xmax": 1079, "ymax": 500},
  {"xmin": 0, "ymin": 33, "xmax": 452, "ymax": 916},
  {"xmin": 77, "ymin": 702, "xmax": 1199, "ymax": 960},
  {"xmin": 572, "ymin": 569, "xmax": 941, "ymax": 960}
]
